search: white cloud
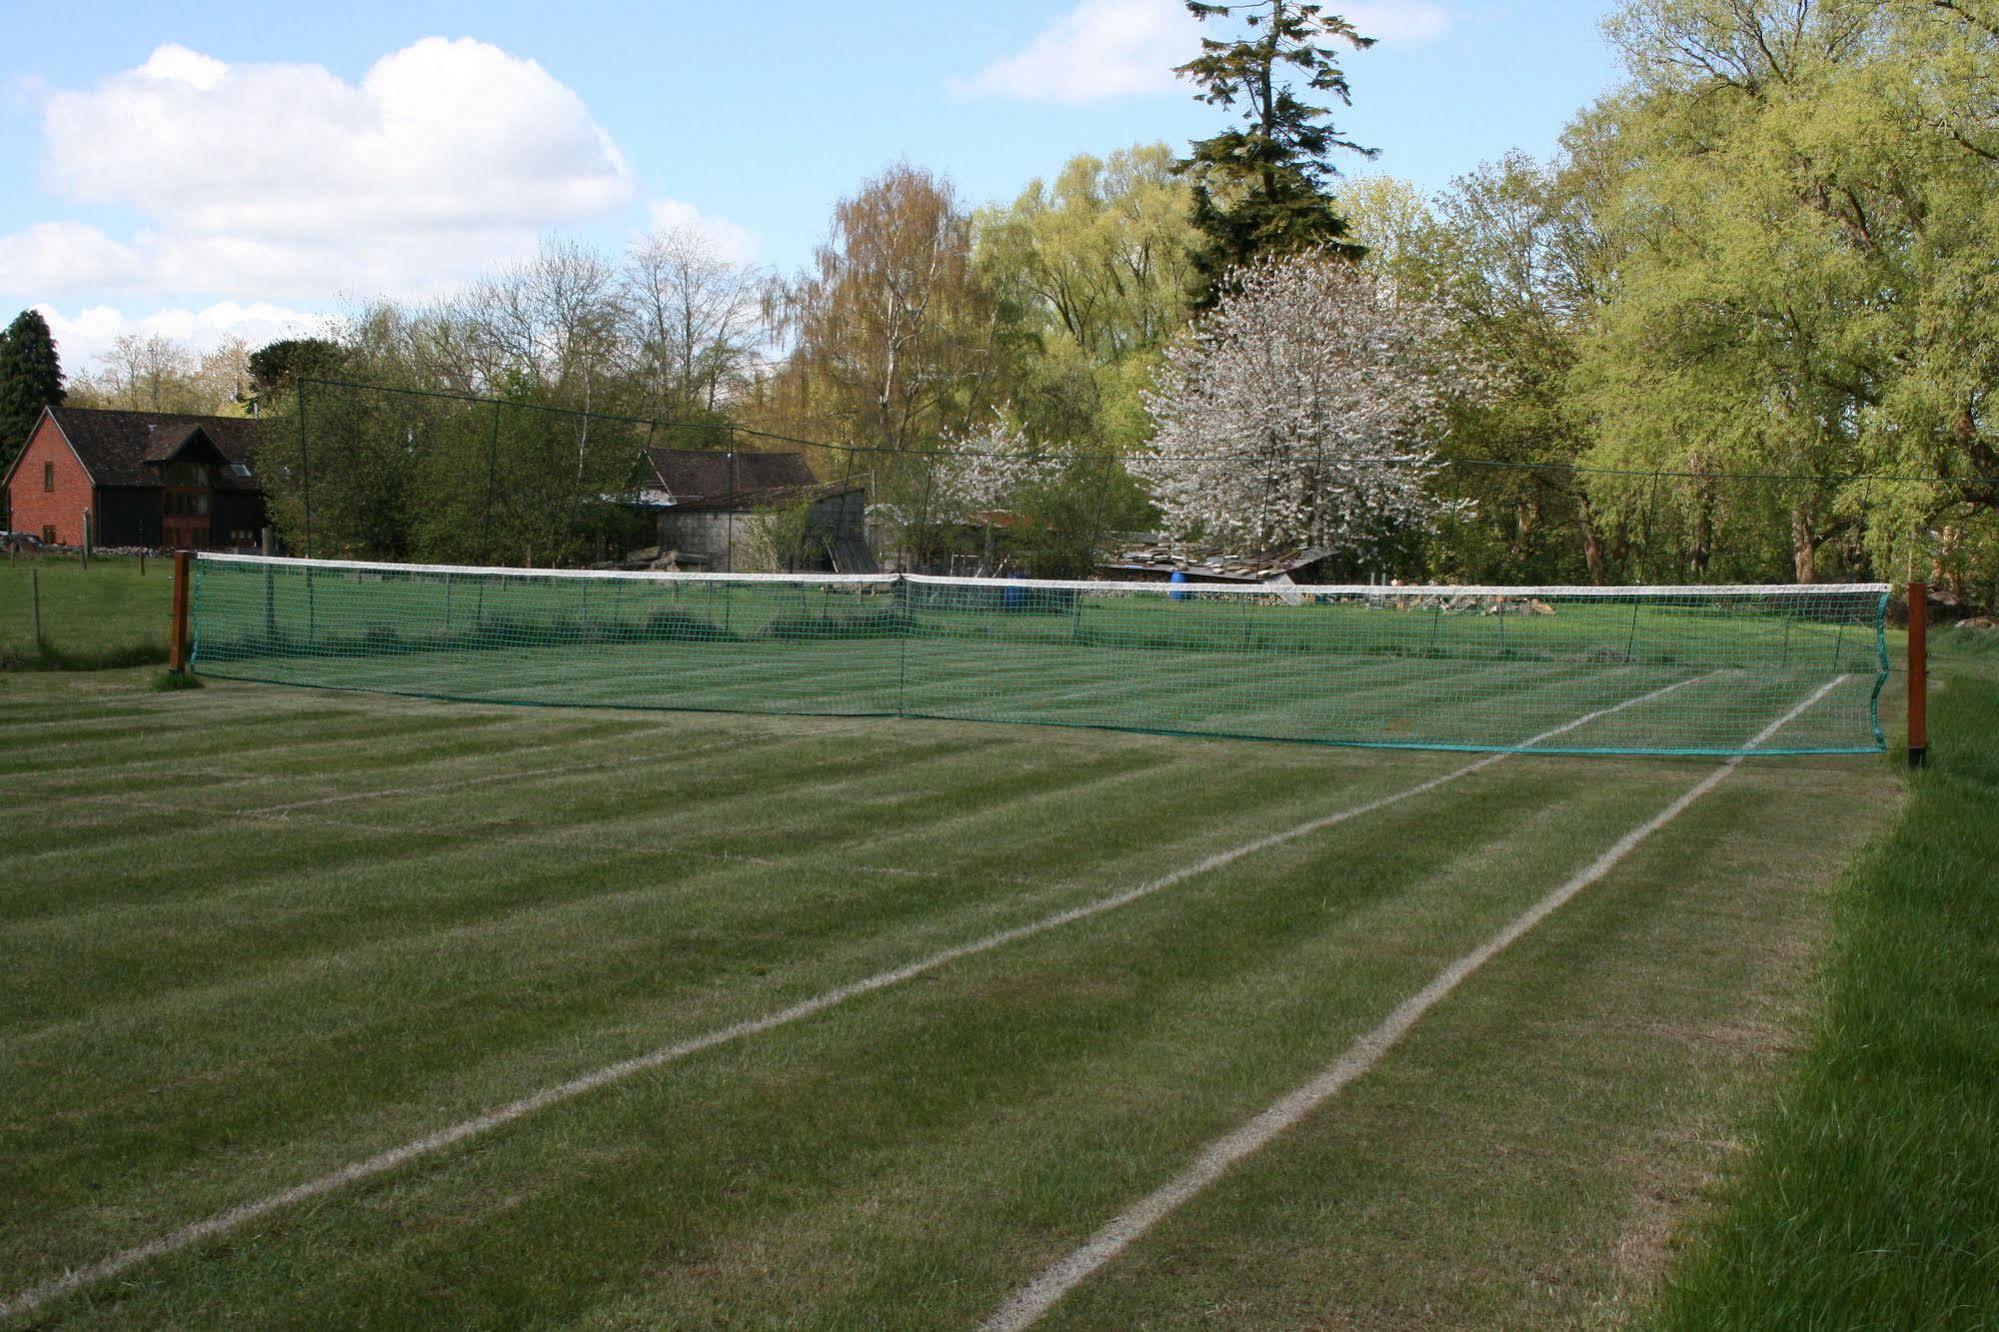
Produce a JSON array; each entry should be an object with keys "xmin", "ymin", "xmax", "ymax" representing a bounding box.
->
[
  {"xmin": 5, "ymin": 37, "xmax": 633, "ymax": 306},
  {"xmin": 1344, "ymin": 2, "xmax": 1453, "ymax": 44},
  {"xmin": 0, "ymin": 222, "xmax": 146, "ymax": 292},
  {"xmin": 956, "ymin": 0, "xmax": 1453, "ymax": 103},
  {"xmin": 954, "ymin": 0, "xmax": 1194, "ymax": 103},
  {"xmin": 647, "ymin": 199, "xmax": 761, "ymax": 265},
  {"xmin": 39, "ymin": 301, "xmax": 333, "ymax": 372}
]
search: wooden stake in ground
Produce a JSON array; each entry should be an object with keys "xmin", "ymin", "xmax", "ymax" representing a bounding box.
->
[{"xmin": 168, "ymin": 550, "xmax": 192, "ymax": 674}]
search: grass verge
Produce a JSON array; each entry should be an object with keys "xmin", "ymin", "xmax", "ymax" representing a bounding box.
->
[
  {"xmin": 0, "ymin": 555, "xmax": 170, "ymax": 669},
  {"xmin": 1647, "ymin": 624, "xmax": 1999, "ymax": 1328}
]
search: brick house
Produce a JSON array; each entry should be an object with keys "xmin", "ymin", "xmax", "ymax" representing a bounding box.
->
[{"xmin": 1, "ymin": 406, "xmax": 267, "ymax": 549}]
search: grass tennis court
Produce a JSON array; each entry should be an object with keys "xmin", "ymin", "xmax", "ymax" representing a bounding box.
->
[
  {"xmin": 189, "ymin": 556, "xmax": 1892, "ymax": 756},
  {"xmin": 0, "ymin": 658, "xmax": 1906, "ymax": 1327}
]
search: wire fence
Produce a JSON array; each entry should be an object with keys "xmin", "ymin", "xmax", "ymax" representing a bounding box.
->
[
  {"xmin": 257, "ymin": 378, "xmax": 1999, "ymax": 604},
  {"xmin": 0, "ymin": 552, "xmax": 171, "ymax": 669}
]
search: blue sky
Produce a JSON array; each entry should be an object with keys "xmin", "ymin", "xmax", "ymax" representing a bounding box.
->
[{"xmin": 0, "ymin": 0, "xmax": 1624, "ymax": 369}]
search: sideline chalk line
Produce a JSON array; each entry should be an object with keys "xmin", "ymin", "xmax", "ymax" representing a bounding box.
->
[{"xmin": 980, "ymin": 676, "xmax": 1845, "ymax": 1331}]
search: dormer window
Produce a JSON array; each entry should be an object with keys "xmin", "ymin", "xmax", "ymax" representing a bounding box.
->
[{"xmin": 229, "ymin": 462, "xmax": 253, "ymax": 478}]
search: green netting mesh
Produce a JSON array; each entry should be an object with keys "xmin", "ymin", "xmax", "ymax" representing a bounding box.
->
[{"xmin": 189, "ymin": 555, "xmax": 1891, "ymax": 756}]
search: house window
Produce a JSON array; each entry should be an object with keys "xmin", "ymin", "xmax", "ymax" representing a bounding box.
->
[
  {"xmin": 41, "ymin": 525, "xmax": 56, "ymax": 545},
  {"xmin": 43, "ymin": 461, "xmax": 55, "ymax": 492}
]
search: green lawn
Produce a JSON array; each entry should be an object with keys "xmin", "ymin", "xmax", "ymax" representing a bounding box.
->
[
  {"xmin": 0, "ymin": 555, "xmax": 171, "ymax": 669},
  {"xmin": 0, "ymin": 654, "xmax": 1909, "ymax": 1327},
  {"xmin": 1645, "ymin": 624, "xmax": 1999, "ymax": 1328}
]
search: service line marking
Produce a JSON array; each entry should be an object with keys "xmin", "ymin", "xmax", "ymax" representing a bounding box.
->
[
  {"xmin": 0, "ymin": 674, "xmax": 1703, "ymax": 1322},
  {"xmin": 980, "ymin": 676, "xmax": 1845, "ymax": 1332}
]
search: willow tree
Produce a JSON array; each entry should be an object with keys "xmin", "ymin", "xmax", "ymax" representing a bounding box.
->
[{"xmin": 974, "ymin": 143, "xmax": 1197, "ymax": 453}]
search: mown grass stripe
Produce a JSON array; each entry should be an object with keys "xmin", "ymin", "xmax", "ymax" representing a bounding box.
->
[
  {"xmin": 0, "ymin": 676, "xmax": 1701, "ymax": 1322},
  {"xmin": 981, "ymin": 676, "xmax": 1844, "ymax": 1331}
]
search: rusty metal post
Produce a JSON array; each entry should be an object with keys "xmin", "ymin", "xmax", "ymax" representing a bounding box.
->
[
  {"xmin": 1907, "ymin": 581, "xmax": 1928, "ymax": 769},
  {"xmin": 169, "ymin": 549, "xmax": 193, "ymax": 673}
]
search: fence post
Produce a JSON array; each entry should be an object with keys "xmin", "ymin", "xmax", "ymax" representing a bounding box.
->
[
  {"xmin": 169, "ymin": 549, "xmax": 192, "ymax": 673},
  {"xmin": 1907, "ymin": 581, "xmax": 1928, "ymax": 769},
  {"xmin": 31, "ymin": 564, "xmax": 42, "ymax": 653},
  {"xmin": 261, "ymin": 527, "xmax": 276, "ymax": 644}
]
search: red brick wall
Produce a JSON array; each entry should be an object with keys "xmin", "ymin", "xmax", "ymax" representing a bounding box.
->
[{"xmin": 5, "ymin": 415, "xmax": 94, "ymax": 544}]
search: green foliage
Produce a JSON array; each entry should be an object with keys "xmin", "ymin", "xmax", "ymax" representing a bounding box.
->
[
  {"xmin": 1574, "ymin": 0, "xmax": 1999, "ymax": 588},
  {"xmin": 742, "ymin": 499, "xmax": 818, "ymax": 573},
  {"xmin": 246, "ymin": 338, "xmax": 346, "ymax": 400},
  {"xmin": 1175, "ymin": 1, "xmax": 1375, "ymax": 304},
  {"xmin": 973, "ymin": 143, "xmax": 1198, "ymax": 467},
  {"xmin": 0, "ymin": 309, "xmax": 66, "ymax": 472}
]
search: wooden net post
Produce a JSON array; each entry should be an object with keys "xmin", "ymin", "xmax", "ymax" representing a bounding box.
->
[
  {"xmin": 1908, "ymin": 580, "xmax": 1928, "ymax": 769},
  {"xmin": 169, "ymin": 549, "xmax": 193, "ymax": 673}
]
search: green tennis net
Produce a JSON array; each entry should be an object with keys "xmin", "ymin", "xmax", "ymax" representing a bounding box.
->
[{"xmin": 188, "ymin": 554, "xmax": 1892, "ymax": 756}]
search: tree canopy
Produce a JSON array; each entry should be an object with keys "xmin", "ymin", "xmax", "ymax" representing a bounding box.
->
[{"xmin": 0, "ymin": 309, "xmax": 66, "ymax": 471}]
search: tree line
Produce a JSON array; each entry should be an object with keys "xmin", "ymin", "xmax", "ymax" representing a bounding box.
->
[{"xmin": 4, "ymin": 0, "xmax": 1995, "ymax": 599}]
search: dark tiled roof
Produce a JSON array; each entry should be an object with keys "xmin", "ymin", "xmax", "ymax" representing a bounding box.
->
[
  {"xmin": 48, "ymin": 407, "xmax": 262, "ymax": 491},
  {"xmin": 644, "ymin": 448, "xmax": 818, "ymax": 509}
]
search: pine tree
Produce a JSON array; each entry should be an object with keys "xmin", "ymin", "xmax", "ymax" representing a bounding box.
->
[
  {"xmin": 1174, "ymin": 1, "xmax": 1376, "ymax": 306},
  {"xmin": 0, "ymin": 309, "xmax": 66, "ymax": 471}
]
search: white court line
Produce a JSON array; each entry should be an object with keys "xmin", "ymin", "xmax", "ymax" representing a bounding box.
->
[
  {"xmin": 980, "ymin": 675, "xmax": 1846, "ymax": 1332},
  {"xmin": 0, "ymin": 674, "xmax": 1701, "ymax": 1322}
]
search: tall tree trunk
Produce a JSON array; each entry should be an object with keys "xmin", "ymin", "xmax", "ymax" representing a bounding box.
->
[
  {"xmin": 1791, "ymin": 505, "xmax": 1818, "ymax": 583},
  {"xmin": 1577, "ymin": 493, "xmax": 1607, "ymax": 585}
]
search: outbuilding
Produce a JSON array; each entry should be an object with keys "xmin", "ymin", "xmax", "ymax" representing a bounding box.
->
[
  {"xmin": 633, "ymin": 447, "xmax": 872, "ymax": 572},
  {"xmin": 1, "ymin": 406, "xmax": 266, "ymax": 549}
]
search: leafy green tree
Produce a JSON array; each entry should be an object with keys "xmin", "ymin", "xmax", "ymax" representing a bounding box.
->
[
  {"xmin": 0, "ymin": 309, "xmax": 67, "ymax": 470},
  {"xmin": 974, "ymin": 143, "xmax": 1197, "ymax": 454},
  {"xmin": 1577, "ymin": 0, "xmax": 1948, "ymax": 582},
  {"xmin": 247, "ymin": 338, "xmax": 346, "ymax": 402},
  {"xmin": 1174, "ymin": 0, "xmax": 1375, "ymax": 305}
]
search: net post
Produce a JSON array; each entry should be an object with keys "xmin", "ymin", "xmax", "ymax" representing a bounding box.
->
[
  {"xmin": 1907, "ymin": 580, "xmax": 1928, "ymax": 769},
  {"xmin": 168, "ymin": 549, "xmax": 193, "ymax": 673}
]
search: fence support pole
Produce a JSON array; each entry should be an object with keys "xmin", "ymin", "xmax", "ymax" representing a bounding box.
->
[
  {"xmin": 1908, "ymin": 581, "xmax": 1928, "ymax": 769},
  {"xmin": 169, "ymin": 549, "xmax": 192, "ymax": 673},
  {"xmin": 261, "ymin": 527, "xmax": 276, "ymax": 644}
]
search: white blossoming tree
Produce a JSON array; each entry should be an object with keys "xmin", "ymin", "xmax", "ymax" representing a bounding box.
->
[
  {"xmin": 933, "ymin": 413, "xmax": 1062, "ymax": 521},
  {"xmin": 923, "ymin": 413, "xmax": 1068, "ymax": 572},
  {"xmin": 1135, "ymin": 250, "xmax": 1475, "ymax": 561}
]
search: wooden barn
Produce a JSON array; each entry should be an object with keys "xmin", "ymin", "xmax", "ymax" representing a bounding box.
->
[
  {"xmin": 632, "ymin": 448, "xmax": 872, "ymax": 572},
  {"xmin": 1, "ymin": 406, "xmax": 266, "ymax": 549}
]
